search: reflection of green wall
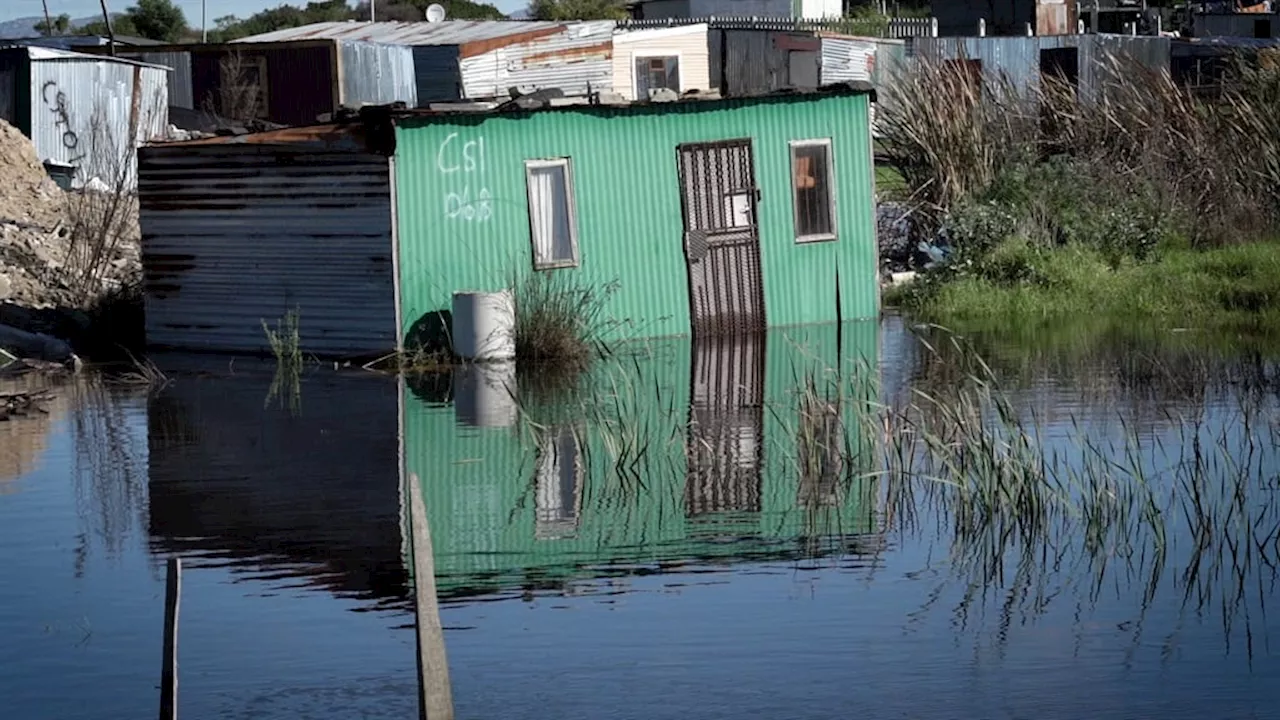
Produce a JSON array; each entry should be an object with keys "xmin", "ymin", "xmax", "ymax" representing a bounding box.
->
[{"xmin": 403, "ymin": 322, "xmax": 881, "ymax": 596}]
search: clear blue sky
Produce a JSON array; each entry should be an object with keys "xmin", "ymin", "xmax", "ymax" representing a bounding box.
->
[{"xmin": 2, "ymin": 0, "xmax": 525, "ymax": 25}]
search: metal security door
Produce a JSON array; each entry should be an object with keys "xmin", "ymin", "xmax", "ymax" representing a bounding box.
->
[{"xmin": 676, "ymin": 139, "xmax": 766, "ymax": 337}]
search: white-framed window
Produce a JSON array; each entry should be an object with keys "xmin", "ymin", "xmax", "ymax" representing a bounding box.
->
[
  {"xmin": 634, "ymin": 55, "xmax": 681, "ymax": 99},
  {"xmin": 524, "ymin": 158, "xmax": 580, "ymax": 269},
  {"xmin": 790, "ymin": 138, "xmax": 837, "ymax": 243}
]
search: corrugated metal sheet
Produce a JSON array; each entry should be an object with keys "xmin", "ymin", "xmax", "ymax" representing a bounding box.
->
[
  {"xmin": 721, "ymin": 29, "xmax": 791, "ymax": 94},
  {"xmin": 391, "ymin": 86, "xmax": 878, "ymax": 344},
  {"xmin": 234, "ymin": 20, "xmax": 567, "ymax": 46},
  {"xmin": 339, "ymin": 41, "xmax": 418, "ymax": 109},
  {"xmin": 459, "ymin": 21, "xmax": 616, "ymax": 99},
  {"xmin": 612, "ymin": 24, "xmax": 711, "ymax": 100},
  {"xmin": 138, "ymin": 146, "xmax": 397, "ymax": 356},
  {"xmin": 25, "ymin": 49, "xmax": 169, "ymax": 187},
  {"xmin": 134, "ymin": 51, "xmax": 194, "ymax": 109},
  {"xmin": 413, "ymin": 45, "xmax": 462, "ymax": 103},
  {"xmin": 820, "ymin": 36, "xmax": 877, "ymax": 84},
  {"xmin": 909, "ymin": 34, "xmax": 1169, "ymax": 102}
]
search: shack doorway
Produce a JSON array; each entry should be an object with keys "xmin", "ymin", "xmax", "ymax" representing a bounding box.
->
[{"xmin": 675, "ymin": 139, "xmax": 767, "ymax": 338}]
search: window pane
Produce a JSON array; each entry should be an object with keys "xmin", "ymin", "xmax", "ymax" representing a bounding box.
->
[
  {"xmin": 527, "ymin": 162, "xmax": 576, "ymax": 266},
  {"xmin": 635, "ymin": 56, "xmax": 679, "ymax": 97},
  {"xmin": 665, "ymin": 57, "xmax": 680, "ymax": 92},
  {"xmin": 635, "ymin": 57, "xmax": 650, "ymax": 98},
  {"xmin": 792, "ymin": 143, "xmax": 834, "ymax": 239}
]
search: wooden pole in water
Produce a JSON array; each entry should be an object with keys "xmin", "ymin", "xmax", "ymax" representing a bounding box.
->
[
  {"xmin": 159, "ymin": 557, "xmax": 181, "ymax": 720},
  {"xmin": 409, "ymin": 472, "xmax": 454, "ymax": 720}
]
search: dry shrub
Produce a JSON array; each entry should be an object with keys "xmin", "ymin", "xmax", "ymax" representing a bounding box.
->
[
  {"xmin": 207, "ymin": 51, "xmax": 265, "ymax": 122},
  {"xmin": 64, "ymin": 104, "xmax": 142, "ymax": 306}
]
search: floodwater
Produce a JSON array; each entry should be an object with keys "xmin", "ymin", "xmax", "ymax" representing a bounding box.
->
[{"xmin": 2, "ymin": 316, "xmax": 1279, "ymax": 719}]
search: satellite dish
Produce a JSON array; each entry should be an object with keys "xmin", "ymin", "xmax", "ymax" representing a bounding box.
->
[{"xmin": 425, "ymin": 3, "xmax": 446, "ymax": 22}]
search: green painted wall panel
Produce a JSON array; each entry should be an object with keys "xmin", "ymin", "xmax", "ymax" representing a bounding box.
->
[
  {"xmin": 392, "ymin": 91, "xmax": 879, "ymax": 345},
  {"xmin": 403, "ymin": 322, "xmax": 881, "ymax": 596}
]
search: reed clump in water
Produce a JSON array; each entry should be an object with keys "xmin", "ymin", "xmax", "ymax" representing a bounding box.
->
[{"xmin": 511, "ymin": 272, "xmax": 619, "ymax": 374}]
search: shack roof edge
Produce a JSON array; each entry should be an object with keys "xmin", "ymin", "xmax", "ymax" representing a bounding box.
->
[{"xmin": 142, "ymin": 81, "xmax": 877, "ymax": 155}]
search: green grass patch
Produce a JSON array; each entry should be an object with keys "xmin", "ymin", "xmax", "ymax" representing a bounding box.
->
[{"xmin": 893, "ymin": 240, "xmax": 1280, "ymax": 337}]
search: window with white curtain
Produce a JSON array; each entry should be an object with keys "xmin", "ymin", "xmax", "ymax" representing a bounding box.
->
[{"xmin": 524, "ymin": 158, "xmax": 579, "ymax": 269}]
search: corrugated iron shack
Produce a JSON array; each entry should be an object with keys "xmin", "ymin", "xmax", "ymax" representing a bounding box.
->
[
  {"xmin": 235, "ymin": 21, "xmax": 626, "ymax": 104},
  {"xmin": 620, "ymin": 18, "xmax": 904, "ymax": 96},
  {"xmin": 908, "ymin": 34, "xmax": 1170, "ymax": 102},
  {"xmin": 934, "ymin": 0, "xmax": 1079, "ymax": 36},
  {"xmin": 138, "ymin": 84, "xmax": 879, "ymax": 356},
  {"xmin": 0, "ymin": 46, "xmax": 169, "ymax": 187},
  {"xmin": 81, "ymin": 38, "xmax": 416, "ymax": 127}
]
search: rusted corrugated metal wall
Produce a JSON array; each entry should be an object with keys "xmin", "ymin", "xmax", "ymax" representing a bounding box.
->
[
  {"xmin": 339, "ymin": 41, "xmax": 418, "ymax": 109},
  {"xmin": 24, "ymin": 50, "xmax": 169, "ymax": 188},
  {"xmin": 138, "ymin": 146, "xmax": 397, "ymax": 356},
  {"xmin": 459, "ymin": 21, "xmax": 617, "ymax": 99}
]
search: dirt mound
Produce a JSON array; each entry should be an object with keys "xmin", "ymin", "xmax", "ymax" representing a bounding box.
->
[
  {"xmin": 0, "ymin": 119, "xmax": 65, "ymax": 231},
  {"xmin": 0, "ymin": 119, "xmax": 139, "ymax": 311}
]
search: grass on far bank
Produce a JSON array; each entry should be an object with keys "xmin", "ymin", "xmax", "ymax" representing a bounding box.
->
[
  {"xmin": 876, "ymin": 50, "xmax": 1280, "ymax": 333},
  {"xmin": 888, "ymin": 239, "xmax": 1280, "ymax": 336}
]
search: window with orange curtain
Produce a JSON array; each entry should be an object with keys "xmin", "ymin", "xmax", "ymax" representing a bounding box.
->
[{"xmin": 790, "ymin": 139, "xmax": 836, "ymax": 242}]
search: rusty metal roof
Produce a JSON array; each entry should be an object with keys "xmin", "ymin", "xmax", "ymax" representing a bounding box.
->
[
  {"xmin": 147, "ymin": 81, "xmax": 875, "ymax": 150},
  {"xmin": 232, "ymin": 20, "xmax": 572, "ymax": 46},
  {"xmin": 153, "ymin": 124, "xmax": 371, "ymax": 150}
]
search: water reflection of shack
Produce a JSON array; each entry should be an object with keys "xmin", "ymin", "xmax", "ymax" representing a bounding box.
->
[
  {"xmin": 404, "ymin": 322, "xmax": 883, "ymax": 600},
  {"xmin": 146, "ymin": 365, "xmax": 408, "ymax": 605}
]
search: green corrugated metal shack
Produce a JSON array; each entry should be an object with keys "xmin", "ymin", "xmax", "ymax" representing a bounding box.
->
[{"xmin": 393, "ymin": 83, "xmax": 879, "ymax": 345}]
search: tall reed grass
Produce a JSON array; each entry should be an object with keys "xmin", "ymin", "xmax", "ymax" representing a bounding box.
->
[{"xmin": 879, "ymin": 52, "xmax": 1280, "ymax": 248}]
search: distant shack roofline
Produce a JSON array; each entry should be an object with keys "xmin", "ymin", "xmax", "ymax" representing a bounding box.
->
[{"xmin": 142, "ymin": 80, "xmax": 877, "ymax": 155}]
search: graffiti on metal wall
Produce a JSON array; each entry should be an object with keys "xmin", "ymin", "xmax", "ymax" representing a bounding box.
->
[
  {"xmin": 41, "ymin": 81, "xmax": 85, "ymax": 165},
  {"xmin": 436, "ymin": 132, "xmax": 492, "ymax": 223}
]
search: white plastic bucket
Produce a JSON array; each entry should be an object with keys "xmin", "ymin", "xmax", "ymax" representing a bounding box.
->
[{"xmin": 452, "ymin": 290, "xmax": 515, "ymax": 361}]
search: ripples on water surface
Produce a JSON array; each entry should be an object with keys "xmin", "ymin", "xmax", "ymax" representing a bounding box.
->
[{"xmin": 0, "ymin": 317, "xmax": 1278, "ymax": 719}]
